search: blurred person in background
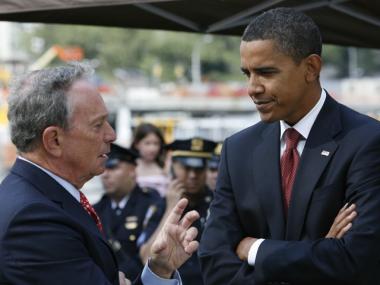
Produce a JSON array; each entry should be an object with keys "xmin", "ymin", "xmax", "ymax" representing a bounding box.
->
[
  {"xmin": 206, "ymin": 142, "xmax": 223, "ymax": 191},
  {"xmin": 131, "ymin": 123, "xmax": 169, "ymax": 197},
  {"xmin": 94, "ymin": 143, "xmax": 165, "ymax": 281},
  {"xmin": 140, "ymin": 137, "xmax": 216, "ymax": 285}
]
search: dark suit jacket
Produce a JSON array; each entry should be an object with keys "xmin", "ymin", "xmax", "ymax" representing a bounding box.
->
[
  {"xmin": 199, "ymin": 95, "xmax": 380, "ymax": 285},
  {"xmin": 94, "ymin": 185, "xmax": 164, "ymax": 280},
  {"xmin": 0, "ymin": 159, "xmax": 142, "ymax": 285}
]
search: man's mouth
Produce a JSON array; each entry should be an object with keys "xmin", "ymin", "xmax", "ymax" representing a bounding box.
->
[
  {"xmin": 254, "ymin": 99, "xmax": 275, "ymax": 112},
  {"xmin": 254, "ymin": 98, "xmax": 273, "ymax": 105}
]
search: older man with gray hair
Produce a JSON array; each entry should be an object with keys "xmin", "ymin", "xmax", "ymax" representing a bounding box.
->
[{"xmin": 0, "ymin": 63, "xmax": 199, "ymax": 285}]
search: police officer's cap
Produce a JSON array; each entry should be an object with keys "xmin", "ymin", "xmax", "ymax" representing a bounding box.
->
[
  {"xmin": 208, "ymin": 142, "xmax": 223, "ymax": 170},
  {"xmin": 166, "ymin": 138, "xmax": 216, "ymax": 168},
  {"xmin": 105, "ymin": 143, "xmax": 139, "ymax": 168}
]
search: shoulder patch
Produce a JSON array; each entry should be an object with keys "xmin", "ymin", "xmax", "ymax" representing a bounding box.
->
[{"xmin": 141, "ymin": 187, "xmax": 161, "ymax": 199}]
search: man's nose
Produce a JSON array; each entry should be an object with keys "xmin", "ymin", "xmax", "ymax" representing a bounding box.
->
[
  {"xmin": 247, "ymin": 75, "xmax": 264, "ymax": 97},
  {"xmin": 188, "ymin": 169, "xmax": 197, "ymax": 178},
  {"xmin": 105, "ymin": 121, "xmax": 116, "ymax": 143}
]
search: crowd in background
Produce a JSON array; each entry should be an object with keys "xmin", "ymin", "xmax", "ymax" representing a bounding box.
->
[{"xmin": 93, "ymin": 122, "xmax": 222, "ymax": 284}]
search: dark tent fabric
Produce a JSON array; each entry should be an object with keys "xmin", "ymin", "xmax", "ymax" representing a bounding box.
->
[{"xmin": 0, "ymin": 0, "xmax": 379, "ymax": 48}]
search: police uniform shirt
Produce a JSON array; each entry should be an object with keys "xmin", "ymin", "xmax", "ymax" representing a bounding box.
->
[
  {"xmin": 94, "ymin": 185, "xmax": 165, "ymax": 281},
  {"xmin": 149, "ymin": 186, "xmax": 213, "ymax": 285}
]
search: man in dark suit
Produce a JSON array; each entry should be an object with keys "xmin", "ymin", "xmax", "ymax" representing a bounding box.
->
[
  {"xmin": 199, "ymin": 7, "xmax": 380, "ymax": 285},
  {"xmin": 95, "ymin": 143, "xmax": 165, "ymax": 280},
  {"xmin": 0, "ymin": 63, "xmax": 199, "ymax": 285}
]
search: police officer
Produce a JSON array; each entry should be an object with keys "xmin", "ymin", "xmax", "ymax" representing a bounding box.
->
[
  {"xmin": 94, "ymin": 143, "xmax": 164, "ymax": 281},
  {"xmin": 206, "ymin": 141, "xmax": 223, "ymax": 191},
  {"xmin": 140, "ymin": 137, "xmax": 216, "ymax": 285}
]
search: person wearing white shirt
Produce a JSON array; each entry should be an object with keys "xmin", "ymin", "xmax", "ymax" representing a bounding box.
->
[{"xmin": 199, "ymin": 7, "xmax": 380, "ymax": 285}]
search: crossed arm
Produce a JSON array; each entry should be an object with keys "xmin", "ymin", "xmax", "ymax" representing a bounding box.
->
[
  {"xmin": 236, "ymin": 203, "xmax": 357, "ymax": 261},
  {"xmin": 199, "ymin": 132, "xmax": 380, "ymax": 285}
]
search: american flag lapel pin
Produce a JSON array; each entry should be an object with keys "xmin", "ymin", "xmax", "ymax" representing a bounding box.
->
[{"xmin": 321, "ymin": 150, "xmax": 330, "ymax": 156}]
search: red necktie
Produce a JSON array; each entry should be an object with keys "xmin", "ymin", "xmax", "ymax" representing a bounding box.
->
[
  {"xmin": 280, "ymin": 128, "xmax": 302, "ymax": 214},
  {"xmin": 80, "ymin": 191, "xmax": 104, "ymax": 233}
]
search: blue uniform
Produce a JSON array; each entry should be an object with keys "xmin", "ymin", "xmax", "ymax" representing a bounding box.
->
[
  {"xmin": 152, "ymin": 187, "xmax": 213, "ymax": 285},
  {"xmin": 94, "ymin": 185, "xmax": 165, "ymax": 280}
]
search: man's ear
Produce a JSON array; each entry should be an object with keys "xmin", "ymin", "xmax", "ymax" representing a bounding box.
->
[
  {"xmin": 304, "ymin": 54, "xmax": 322, "ymax": 83},
  {"xmin": 42, "ymin": 126, "xmax": 63, "ymax": 157}
]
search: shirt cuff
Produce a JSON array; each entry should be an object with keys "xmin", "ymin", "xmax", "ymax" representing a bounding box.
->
[
  {"xmin": 247, "ymin": 238, "xmax": 265, "ymax": 266},
  {"xmin": 141, "ymin": 262, "xmax": 182, "ymax": 285}
]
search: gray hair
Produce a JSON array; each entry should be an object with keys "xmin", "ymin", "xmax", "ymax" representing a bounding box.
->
[
  {"xmin": 8, "ymin": 62, "xmax": 93, "ymax": 152},
  {"xmin": 242, "ymin": 7, "xmax": 322, "ymax": 63}
]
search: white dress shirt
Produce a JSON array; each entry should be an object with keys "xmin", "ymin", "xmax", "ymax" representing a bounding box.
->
[{"xmin": 111, "ymin": 195, "xmax": 129, "ymax": 210}]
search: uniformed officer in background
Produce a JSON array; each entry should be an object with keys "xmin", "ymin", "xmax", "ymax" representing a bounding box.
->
[
  {"xmin": 206, "ymin": 141, "xmax": 223, "ymax": 191},
  {"xmin": 140, "ymin": 137, "xmax": 216, "ymax": 285},
  {"xmin": 94, "ymin": 143, "xmax": 164, "ymax": 281}
]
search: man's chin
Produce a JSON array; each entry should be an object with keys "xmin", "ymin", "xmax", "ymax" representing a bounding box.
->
[
  {"xmin": 259, "ymin": 112, "xmax": 277, "ymax": 123},
  {"xmin": 93, "ymin": 166, "xmax": 106, "ymax": 177}
]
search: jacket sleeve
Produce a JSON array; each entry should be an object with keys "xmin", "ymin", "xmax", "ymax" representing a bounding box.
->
[
  {"xmin": 199, "ymin": 138, "xmax": 257, "ymax": 285},
  {"xmin": 1, "ymin": 203, "xmax": 117, "ymax": 285}
]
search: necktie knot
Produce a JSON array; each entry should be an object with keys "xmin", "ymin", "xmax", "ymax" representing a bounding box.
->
[
  {"xmin": 284, "ymin": 128, "xmax": 302, "ymax": 150},
  {"xmin": 80, "ymin": 191, "xmax": 103, "ymax": 233}
]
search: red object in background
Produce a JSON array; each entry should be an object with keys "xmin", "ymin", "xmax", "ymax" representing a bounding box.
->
[
  {"xmin": 207, "ymin": 85, "xmax": 220, "ymax": 97},
  {"xmin": 97, "ymin": 84, "xmax": 112, "ymax": 94},
  {"xmin": 55, "ymin": 45, "xmax": 84, "ymax": 62},
  {"xmin": 233, "ymin": 87, "xmax": 247, "ymax": 97}
]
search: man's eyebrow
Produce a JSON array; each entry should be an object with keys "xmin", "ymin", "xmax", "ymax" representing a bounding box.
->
[
  {"xmin": 253, "ymin": 66, "xmax": 279, "ymax": 73},
  {"xmin": 240, "ymin": 67, "xmax": 249, "ymax": 74},
  {"xmin": 90, "ymin": 113, "xmax": 108, "ymax": 124},
  {"xmin": 240, "ymin": 66, "xmax": 279, "ymax": 73}
]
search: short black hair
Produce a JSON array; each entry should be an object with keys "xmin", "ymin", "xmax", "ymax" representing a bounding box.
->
[{"xmin": 242, "ymin": 7, "xmax": 322, "ymax": 63}]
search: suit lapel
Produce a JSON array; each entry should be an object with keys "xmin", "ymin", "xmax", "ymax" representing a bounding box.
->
[
  {"xmin": 286, "ymin": 95, "xmax": 341, "ymax": 240},
  {"xmin": 254, "ymin": 122, "xmax": 286, "ymax": 239},
  {"xmin": 61, "ymin": 191, "xmax": 109, "ymax": 241},
  {"xmin": 11, "ymin": 159, "xmax": 110, "ymax": 244}
]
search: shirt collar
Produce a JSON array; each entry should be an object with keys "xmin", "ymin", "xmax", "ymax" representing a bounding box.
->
[
  {"xmin": 111, "ymin": 195, "xmax": 129, "ymax": 210},
  {"xmin": 280, "ymin": 89, "xmax": 326, "ymax": 141},
  {"xmin": 18, "ymin": 156, "xmax": 81, "ymax": 202}
]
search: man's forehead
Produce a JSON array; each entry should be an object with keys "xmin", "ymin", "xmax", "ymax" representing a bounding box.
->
[
  {"xmin": 67, "ymin": 85, "xmax": 108, "ymax": 123},
  {"xmin": 68, "ymin": 78, "xmax": 98, "ymax": 95},
  {"xmin": 240, "ymin": 40, "xmax": 289, "ymax": 67}
]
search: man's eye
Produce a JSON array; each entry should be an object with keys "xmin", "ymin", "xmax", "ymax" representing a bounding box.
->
[
  {"xmin": 241, "ymin": 71, "xmax": 250, "ymax": 78},
  {"xmin": 94, "ymin": 122, "xmax": 103, "ymax": 129},
  {"xmin": 258, "ymin": 69, "xmax": 277, "ymax": 76}
]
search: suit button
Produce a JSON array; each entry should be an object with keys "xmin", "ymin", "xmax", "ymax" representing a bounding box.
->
[{"xmin": 129, "ymin": 234, "xmax": 136, "ymax": 241}]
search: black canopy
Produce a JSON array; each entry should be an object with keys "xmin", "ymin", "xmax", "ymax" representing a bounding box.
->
[{"xmin": 0, "ymin": 0, "xmax": 379, "ymax": 48}]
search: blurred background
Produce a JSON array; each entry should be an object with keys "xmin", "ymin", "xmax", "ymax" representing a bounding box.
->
[{"xmin": 1, "ymin": 21, "xmax": 380, "ymax": 200}]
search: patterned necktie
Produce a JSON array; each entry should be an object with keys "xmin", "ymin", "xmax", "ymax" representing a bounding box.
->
[
  {"xmin": 280, "ymin": 128, "xmax": 302, "ymax": 214},
  {"xmin": 80, "ymin": 191, "xmax": 104, "ymax": 233}
]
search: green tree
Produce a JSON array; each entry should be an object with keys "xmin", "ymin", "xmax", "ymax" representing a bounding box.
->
[{"xmin": 22, "ymin": 24, "xmax": 241, "ymax": 81}]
